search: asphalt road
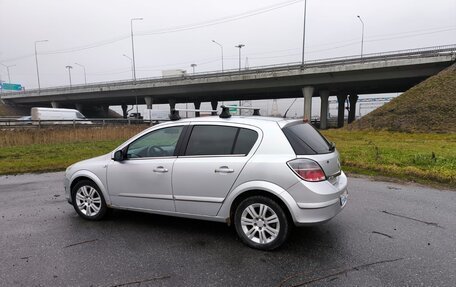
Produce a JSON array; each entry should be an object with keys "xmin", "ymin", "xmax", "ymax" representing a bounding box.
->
[{"xmin": 0, "ymin": 172, "xmax": 455, "ymax": 287}]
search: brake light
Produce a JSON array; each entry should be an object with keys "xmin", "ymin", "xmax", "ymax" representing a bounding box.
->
[{"xmin": 288, "ymin": 159, "xmax": 326, "ymax": 182}]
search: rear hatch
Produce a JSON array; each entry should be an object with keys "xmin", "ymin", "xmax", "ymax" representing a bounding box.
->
[{"xmin": 281, "ymin": 121, "xmax": 341, "ymax": 179}]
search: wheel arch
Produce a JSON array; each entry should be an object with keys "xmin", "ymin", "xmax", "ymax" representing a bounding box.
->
[
  {"xmin": 219, "ymin": 181, "xmax": 297, "ymax": 226},
  {"xmin": 69, "ymin": 170, "xmax": 111, "ymax": 205},
  {"xmin": 229, "ymin": 190, "xmax": 294, "ymax": 226}
]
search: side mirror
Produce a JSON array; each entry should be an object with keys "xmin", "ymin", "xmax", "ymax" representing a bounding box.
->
[{"xmin": 113, "ymin": 150, "xmax": 125, "ymax": 162}]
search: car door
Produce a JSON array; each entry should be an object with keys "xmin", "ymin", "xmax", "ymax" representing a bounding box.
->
[
  {"xmin": 107, "ymin": 125, "xmax": 185, "ymax": 212},
  {"xmin": 172, "ymin": 124, "xmax": 260, "ymax": 216}
]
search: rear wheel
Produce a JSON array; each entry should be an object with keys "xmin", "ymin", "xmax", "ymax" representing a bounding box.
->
[
  {"xmin": 71, "ymin": 180, "xmax": 108, "ymax": 221},
  {"xmin": 234, "ymin": 196, "xmax": 290, "ymax": 250}
]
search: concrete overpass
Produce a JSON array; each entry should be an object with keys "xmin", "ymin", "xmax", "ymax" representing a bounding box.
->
[{"xmin": 1, "ymin": 45, "xmax": 455, "ymax": 128}]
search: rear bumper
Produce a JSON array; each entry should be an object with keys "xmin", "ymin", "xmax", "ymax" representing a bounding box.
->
[
  {"xmin": 285, "ymin": 171, "xmax": 348, "ymax": 226},
  {"xmin": 292, "ymin": 189, "xmax": 347, "ymax": 226}
]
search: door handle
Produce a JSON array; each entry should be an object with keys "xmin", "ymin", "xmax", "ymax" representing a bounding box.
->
[
  {"xmin": 215, "ymin": 166, "xmax": 234, "ymax": 173},
  {"xmin": 153, "ymin": 166, "xmax": 168, "ymax": 173}
]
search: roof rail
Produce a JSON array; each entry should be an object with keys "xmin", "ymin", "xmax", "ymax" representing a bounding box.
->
[{"xmin": 174, "ymin": 108, "xmax": 217, "ymax": 113}]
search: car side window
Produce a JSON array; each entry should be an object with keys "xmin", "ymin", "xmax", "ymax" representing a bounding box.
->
[
  {"xmin": 233, "ymin": 128, "xmax": 258, "ymax": 155},
  {"xmin": 127, "ymin": 126, "xmax": 183, "ymax": 159},
  {"xmin": 185, "ymin": 125, "xmax": 258, "ymax": 156}
]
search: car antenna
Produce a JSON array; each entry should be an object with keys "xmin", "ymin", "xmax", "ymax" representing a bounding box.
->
[{"xmin": 283, "ymin": 98, "xmax": 297, "ymax": 118}]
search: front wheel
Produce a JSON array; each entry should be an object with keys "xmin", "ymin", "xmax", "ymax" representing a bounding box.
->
[
  {"xmin": 71, "ymin": 180, "xmax": 108, "ymax": 221},
  {"xmin": 234, "ymin": 196, "xmax": 291, "ymax": 250}
]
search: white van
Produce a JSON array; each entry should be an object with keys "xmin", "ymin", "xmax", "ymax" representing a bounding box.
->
[{"xmin": 31, "ymin": 107, "xmax": 92, "ymax": 124}]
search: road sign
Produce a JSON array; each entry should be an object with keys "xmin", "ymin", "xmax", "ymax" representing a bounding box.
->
[
  {"xmin": 1, "ymin": 83, "xmax": 23, "ymax": 91},
  {"xmin": 229, "ymin": 105, "xmax": 238, "ymax": 112}
]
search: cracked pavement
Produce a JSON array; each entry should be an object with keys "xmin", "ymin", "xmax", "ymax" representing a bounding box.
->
[{"xmin": 0, "ymin": 172, "xmax": 455, "ymax": 286}]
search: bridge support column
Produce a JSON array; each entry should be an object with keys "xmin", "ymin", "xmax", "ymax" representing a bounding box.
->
[
  {"xmin": 51, "ymin": 101, "xmax": 60, "ymax": 108},
  {"xmin": 194, "ymin": 101, "xmax": 201, "ymax": 117},
  {"xmin": 211, "ymin": 101, "xmax": 218, "ymax": 115},
  {"xmin": 169, "ymin": 99, "xmax": 176, "ymax": 111},
  {"xmin": 348, "ymin": 93, "xmax": 359, "ymax": 124},
  {"xmin": 121, "ymin": 104, "xmax": 128, "ymax": 119},
  {"xmin": 302, "ymin": 86, "xmax": 314, "ymax": 121},
  {"xmin": 101, "ymin": 105, "xmax": 110, "ymax": 117},
  {"xmin": 337, "ymin": 94, "xmax": 347, "ymax": 128},
  {"xmin": 144, "ymin": 96, "xmax": 153, "ymax": 109},
  {"xmin": 319, "ymin": 90, "xmax": 330, "ymax": 130},
  {"xmin": 75, "ymin": 103, "xmax": 83, "ymax": 112}
]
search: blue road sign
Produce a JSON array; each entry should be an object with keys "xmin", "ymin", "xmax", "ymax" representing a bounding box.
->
[{"xmin": 1, "ymin": 83, "xmax": 23, "ymax": 91}]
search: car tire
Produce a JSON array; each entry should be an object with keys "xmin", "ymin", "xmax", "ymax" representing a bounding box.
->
[
  {"xmin": 234, "ymin": 196, "xmax": 291, "ymax": 250},
  {"xmin": 71, "ymin": 180, "xmax": 108, "ymax": 221}
]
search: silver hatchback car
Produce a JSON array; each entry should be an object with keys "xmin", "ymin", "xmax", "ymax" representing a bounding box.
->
[{"xmin": 64, "ymin": 112, "xmax": 348, "ymax": 250}]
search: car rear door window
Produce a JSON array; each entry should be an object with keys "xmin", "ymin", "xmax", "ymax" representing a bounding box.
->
[
  {"xmin": 184, "ymin": 125, "xmax": 258, "ymax": 156},
  {"xmin": 185, "ymin": 126, "xmax": 237, "ymax": 156},
  {"xmin": 233, "ymin": 128, "xmax": 258, "ymax": 155}
]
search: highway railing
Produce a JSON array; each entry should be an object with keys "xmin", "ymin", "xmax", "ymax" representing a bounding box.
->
[
  {"xmin": 0, "ymin": 118, "xmax": 164, "ymax": 128},
  {"xmin": 3, "ymin": 44, "xmax": 456, "ymax": 97}
]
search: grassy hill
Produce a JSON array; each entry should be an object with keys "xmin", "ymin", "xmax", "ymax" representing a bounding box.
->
[
  {"xmin": 0, "ymin": 102, "xmax": 29, "ymax": 117},
  {"xmin": 348, "ymin": 63, "xmax": 456, "ymax": 133}
]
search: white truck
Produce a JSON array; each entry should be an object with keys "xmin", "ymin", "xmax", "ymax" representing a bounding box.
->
[
  {"xmin": 31, "ymin": 107, "xmax": 92, "ymax": 124},
  {"xmin": 161, "ymin": 69, "xmax": 187, "ymax": 78}
]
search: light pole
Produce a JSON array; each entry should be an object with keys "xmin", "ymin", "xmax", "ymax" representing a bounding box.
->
[
  {"xmin": 0, "ymin": 63, "xmax": 16, "ymax": 83},
  {"xmin": 301, "ymin": 0, "xmax": 307, "ymax": 66},
  {"xmin": 122, "ymin": 54, "xmax": 138, "ymax": 115},
  {"xmin": 65, "ymin": 65, "xmax": 73, "ymax": 87},
  {"xmin": 235, "ymin": 44, "xmax": 245, "ymax": 71},
  {"xmin": 357, "ymin": 15, "xmax": 365, "ymax": 58},
  {"xmin": 122, "ymin": 54, "xmax": 134, "ymax": 80},
  {"xmin": 211, "ymin": 40, "xmax": 224, "ymax": 72},
  {"xmin": 190, "ymin": 63, "xmax": 197, "ymax": 74},
  {"xmin": 35, "ymin": 39, "xmax": 48, "ymax": 91},
  {"xmin": 130, "ymin": 17, "xmax": 143, "ymax": 83},
  {"xmin": 74, "ymin": 63, "xmax": 87, "ymax": 85}
]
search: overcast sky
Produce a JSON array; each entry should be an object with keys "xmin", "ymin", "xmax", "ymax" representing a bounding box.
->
[{"xmin": 0, "ymin": 0, "xmax": 455, "ymax": 116}]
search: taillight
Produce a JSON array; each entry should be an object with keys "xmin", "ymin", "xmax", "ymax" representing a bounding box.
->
[{"xmin": 288, "ymin": 159, "xmax": 326, "ymax": 182}]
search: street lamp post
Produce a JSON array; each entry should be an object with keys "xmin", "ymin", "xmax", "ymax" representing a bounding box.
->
[
  {"xmin": 34, "ymin": 40, "xmax": 48, "ymax": 91},
  {"xmin": 301, "ymin": 0, "xmax": 307, "ymax": 66},
  {"xmin": 130, "ymin": 17, "xmax": 143, "ymax": 83},
  {"xmin": 235, "ymin": 44, "xmax": 245, "ymax": 71},
  {"xmin": 235, "ymin": 44, "xmax": 245, "ymax": 113},
  {"xmin": 0, "ymin": 63, "xmax": 16, "ymax": 83},
  {"xmin": 211, "ymin": 40, "xmax": 224, "ymax": 72},
  {"xmin": 74, "ymin": 63, "xmax": 87, "ymax": 85},
  {"xmin": 357, "ymin": 15, "xmax": 365, "ymax": 58},
  {"xmin": 122, "ymin": 54, "xmax": 134, "ymax": 80},
  {"xmin": 65, "ymin": 65, "xmax": 73, "ymax": 87},
  {"xmin": 190, "ymin": 63, "xmax": 197, "ymax": 74}
]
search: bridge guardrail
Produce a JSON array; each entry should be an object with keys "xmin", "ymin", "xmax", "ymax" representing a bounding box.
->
[
  {"xmin": 2, "ymin": 44, "xmax": 456, "ymax": 96},
  {"xmin": 0, "ymin": 118, "xmax": 166, "ymax": 128}
]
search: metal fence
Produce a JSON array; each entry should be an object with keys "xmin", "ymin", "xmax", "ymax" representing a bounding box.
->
[{"xmin": 0, "ymin": 118, "xmax": 163, "ymax": 128}]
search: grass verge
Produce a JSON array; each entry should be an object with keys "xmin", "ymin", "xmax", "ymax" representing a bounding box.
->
[
  {"xmin": 322, "ymin": 129, "xmax": 456, "ymax": 188},
  {"xmin": 0, "ymin": 127, "xmax": 454, "ymax": 189}
]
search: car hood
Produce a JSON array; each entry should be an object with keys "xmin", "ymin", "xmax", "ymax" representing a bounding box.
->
[{"xmin": 67, "ymin": 153, "xmax": 111, "ymax": 173}]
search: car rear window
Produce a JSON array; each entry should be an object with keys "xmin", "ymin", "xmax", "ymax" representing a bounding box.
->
[{"xmin": 282, "ymin": 122, "xmax": 333, "ymax": 155}]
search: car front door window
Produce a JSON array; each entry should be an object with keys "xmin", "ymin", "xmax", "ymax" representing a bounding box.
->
[{"xmin": 127, "ymin": 126, "xmax": 183, "ymax": 159}]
